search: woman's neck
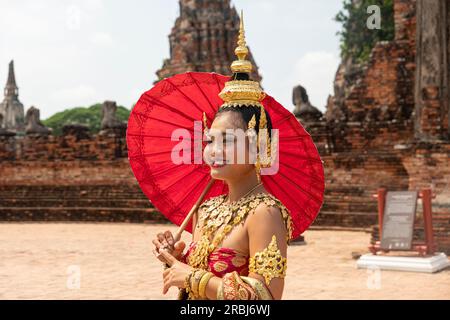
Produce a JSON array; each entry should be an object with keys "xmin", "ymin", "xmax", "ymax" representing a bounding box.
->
[{"xmin": 226, "ymin": 171, "xmax": 262, "ymax": 203}]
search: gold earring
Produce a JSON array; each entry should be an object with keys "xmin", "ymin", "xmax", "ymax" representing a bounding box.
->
[
  {"xmin": 255, "ymin": 157, "xmax": 261, "ymax": 183},
  {"xmin": 247, "ymin": 114, "xmax": 260, "ymax": 182},
  {"xmin": 203, "ymin": 112, "xmax": 209, "ymax": 135}
]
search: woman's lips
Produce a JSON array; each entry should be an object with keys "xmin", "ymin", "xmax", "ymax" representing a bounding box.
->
[{"xmin": 211, "ymin": 162, "xmax": 227, "ymax": 168}]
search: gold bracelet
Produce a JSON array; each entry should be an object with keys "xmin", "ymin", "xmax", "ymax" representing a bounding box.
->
[
  {"xmin": 198, "ymin": 272, "xmax": 214, "ymax": 299},
  {"xmin": 190, "ymin": 269, "xmax": 207, "ymax": 298},
  {"xmin": 184, "ymin": 272, "xmax": 193, "ymax": 299},
  {"xmin": 216, "ymin": 279, "xmax": 224, "ymax": 300}
]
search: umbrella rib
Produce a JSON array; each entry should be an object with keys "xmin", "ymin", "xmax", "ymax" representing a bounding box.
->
[
  {"xmin": 172, "ymin": 172, "xmax": 212, "ymax": 216},
  {"xmin": 279, "ymin": 162, "xmax": 324, "ymax": 184},
  {"xmin": 127, "ymin": 133, "xmax": 203, "ymax": 141},
  {"xmin": 269, "ymin": 169, "xmax": 322, "ymax": 205},
  {"xmin": 212, "ymin": 73, "xmax": 223, "ymax": 93},
  {"xmin": 161, "ymin": 166, "xmax": 205, "ymax": 199},
  {"xmin": 265, "ymin": 174, "xmax": 315, "ymax": 223},
  {"xmin": 129, "ymin": 150, "xmax": 173, "ymax": 159},
  {"xmin": 272, "ymin": 114, "xmax": 292, "ymax": 127},
  {"xmin": 142, "ymin": 95, "xmax": 198, "ymax": 122},
  {"xmin": 150, "ymin": 163, "xmax": 185, "ymax": 178},
  {"xmin": 132, "ymin": 111, "xmax": 193, "ymax": 131},
  {"xmin": 188, "ymin": 72, "xmax": 217, "ymax": 114},
  {"xmin": 268, "ymin": 171, "xmax": 320, "ymax": 206},
  {"xmin": 166, "ymin": 79, "xmax": 205, "ymax": 115},
  {"xmin": 280, "ymin": 134, "xmax": 311, "ymax": 141}
]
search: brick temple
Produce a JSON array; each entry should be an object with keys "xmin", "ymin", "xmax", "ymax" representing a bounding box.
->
[
  {"xmin": 0, "ymin": 0, "xmax": 449, "ymax": 253},
  {"xmin": 0, "ymin": 61, "xmax": 24, "ymax": 132},
  {"xmin": 156, "ymin": 0, "xmax": 261, "ymax": 82},
  {"xmin": 303, "ymin": 0, "xmax": 450, "ymax": 253}
]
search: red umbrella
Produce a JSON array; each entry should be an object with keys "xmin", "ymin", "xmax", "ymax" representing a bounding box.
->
[{"xmin": 126, "ymin": 72, "xmax": 324, "ymax": 239}]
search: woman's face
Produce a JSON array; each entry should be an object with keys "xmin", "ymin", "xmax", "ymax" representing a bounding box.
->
[{"xmin": 203, "ymin": 111, "xmax": 255, "ymax": 182}]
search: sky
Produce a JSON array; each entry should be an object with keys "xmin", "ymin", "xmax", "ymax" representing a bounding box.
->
[{"xmin": 0, "ymin": 0, "xmax": 343, "ymax": 119}]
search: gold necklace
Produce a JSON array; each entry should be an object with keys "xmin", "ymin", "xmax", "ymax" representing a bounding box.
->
[
  {"xmin": 200, "ymin": 182, "xmax": 262, "ymax": 226},
  {"xmin": 189, "ymin": 183, "xmax": 263, "ymax": 269},
  {"xmin": 224, "ymin": 182, "xmax": 263, "ymax": 205},
  {"xmin": 204, "ymin": 182, "xmax": 263, "ymax": 230}
]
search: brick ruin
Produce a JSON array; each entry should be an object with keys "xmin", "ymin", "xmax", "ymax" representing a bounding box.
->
[
  {"xmin": 0, "ymin": 101, "xmax": 165, "ymax": 224},
  {"xmin": 0, "ymin": 0, "xmax": 449, "ymax": 253},
  {"xmin": 301, "ymin": 0, "xmax": 450, "ymax": 253},
  {"xmin": 156, "ymin": 0, "xmax": 261, "ymax": 82},
  {"xmin": 0, "ymin": 60, "xmax": 24, "ymax": 132}
]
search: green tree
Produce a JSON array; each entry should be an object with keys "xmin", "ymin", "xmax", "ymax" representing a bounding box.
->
[
  {"xmin": 335, "ymin": 0, "xmax": 395, "ymax": 62},
  {"xmin": 42, "ymin": 103, "xmax": 130, "ymax": 135}
]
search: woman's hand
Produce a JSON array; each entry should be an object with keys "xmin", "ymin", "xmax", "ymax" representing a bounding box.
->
[
  {"xmin": 159, "ymin": 249, "xmax": 194, "ymax": 295},
  {"xmin": 152, "ymin": 230, "xmax": 186, "ymax": 262}
]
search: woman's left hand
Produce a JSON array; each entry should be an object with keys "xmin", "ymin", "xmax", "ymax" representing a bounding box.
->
[{"xmin": 158, "ymin": 249, "xmax": 194, "ymax": 295}]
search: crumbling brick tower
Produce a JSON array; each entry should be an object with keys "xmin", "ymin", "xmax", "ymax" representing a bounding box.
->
[
  {"xmin": 305, "ymin": 0, "xmax": 450, "ymax": 253},
  {"xmin": 0, "ymin": 60, "xmax": 24, "ymax": 132},
  {"xmin": 156, "ymin": 0, "xmax": 261, "ymax": 82}
]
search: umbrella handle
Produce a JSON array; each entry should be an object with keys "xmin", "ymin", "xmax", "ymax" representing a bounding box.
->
[
  {"xmin": 157, "ymin": 179, "xmax": 216, "ymax": 268},
  {"xmin": 174, "ymin": 179, "xmax": 216, "ymax": 242},
  {"xmin": 173, "ymin": 178, "xmax": 215, "ymax": 243},
  {"xmin": 157, "ymin": 179, "xmax": 215, "ymax": 267}
]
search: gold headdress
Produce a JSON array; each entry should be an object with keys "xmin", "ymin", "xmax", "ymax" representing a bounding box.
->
[
  {"xmin": 218, "ymin": 11, "xmax": 266, "ymax": 108},
  {"xmin": 217, "ymin": 11, "xmax": 271, "ymax": 182}
]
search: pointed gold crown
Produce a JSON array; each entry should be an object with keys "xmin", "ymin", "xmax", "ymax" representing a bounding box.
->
[{"xmin": 218, "ymin": 10, "xmax": 266, "ymax": 108}]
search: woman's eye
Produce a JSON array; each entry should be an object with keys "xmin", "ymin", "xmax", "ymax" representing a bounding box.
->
[{"xmin": 206, "ymin": 139, "xmax": 213, "ymax": 144}]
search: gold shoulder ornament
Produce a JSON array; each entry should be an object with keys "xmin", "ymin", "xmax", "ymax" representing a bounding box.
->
[{"xmin": 249, "ymin": 235, "xmax": 287, "ymax": 286}]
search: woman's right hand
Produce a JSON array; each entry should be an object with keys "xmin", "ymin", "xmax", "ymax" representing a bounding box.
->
[{"xmin": 152, "ymin": 230, "xmax": 186, "ymax": 262}]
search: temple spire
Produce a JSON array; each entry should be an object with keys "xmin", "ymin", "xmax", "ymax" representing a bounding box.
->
[
  {"xmin": 0, "ymin": 60, "xmax": 24, "ymax": 131},
  {"xmin": 5, "ymin": 60, "xmax": 18, "ymax": 97},
  {"xmin": 156, "ymin": 0, "xmax": 261, "ymax": 82}
]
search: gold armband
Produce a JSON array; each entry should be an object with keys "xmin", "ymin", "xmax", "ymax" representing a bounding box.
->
[
  {"xmin": 190, "ymin": 269, "xmax": 208, "ymax": 299},
  {"xmin": 198, "ymin": 272, "xmax": 214, "ymax": 299},
  {"xmin": 184, "ymin": 268, "xmax": 207, "ymax": 300},
  {"xmin": 249, "ymin": 235, "xmax": 287, "ymax": 286}
]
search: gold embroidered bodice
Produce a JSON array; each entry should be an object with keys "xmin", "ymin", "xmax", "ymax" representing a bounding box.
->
[{"xmin": 187, "ymin": 192, "xmax": 293, "ymax": 271}]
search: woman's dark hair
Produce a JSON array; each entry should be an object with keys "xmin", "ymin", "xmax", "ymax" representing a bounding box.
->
[{"xmin": 215, "ymin": 73, "xmax": 273, "ymax": 139}]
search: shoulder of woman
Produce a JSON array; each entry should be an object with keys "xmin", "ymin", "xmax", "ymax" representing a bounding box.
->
[{"xmin": 247, "ymin": 194, "xmax": 293, "ymax": 241}]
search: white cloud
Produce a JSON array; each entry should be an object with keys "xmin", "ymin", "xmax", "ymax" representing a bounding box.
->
[{"xmin": 291, "ymin": 51, "xmax": 340, "ymax": 111}]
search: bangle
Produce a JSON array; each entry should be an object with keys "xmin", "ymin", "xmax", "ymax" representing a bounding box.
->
[
  {"xmin": 198, "ymin": 272, "xmax": 214, "ymax": 299},
  {"xmin": 184, "ymin": 271, "xmax": 195, "ymax": 299},
  {"xmin": 190, "ymin": 269, "xmax": 207, "ymax": 298},
  {"xmin": 216, "ymin": 280, "xmax": 224, "ymax": 300}
]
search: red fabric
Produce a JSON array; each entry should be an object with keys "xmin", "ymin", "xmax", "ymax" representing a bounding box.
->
[
  {"xmin": 181, "ymin": 242, "xmax": 249, "ymax": 278},
  {"xmin": 126, "ymin": 72, "xmax": 325, "ymax": 239}
]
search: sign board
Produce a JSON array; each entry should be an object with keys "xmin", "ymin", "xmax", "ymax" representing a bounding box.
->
[{"xmin": 380, "ymin": 191, "xmax": 418, "ymax": 250}]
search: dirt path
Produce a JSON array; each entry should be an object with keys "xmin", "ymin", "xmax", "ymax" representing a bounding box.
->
[{"xmin": 0, "ymin": 223, "xmax": 448, "ymax": 299}]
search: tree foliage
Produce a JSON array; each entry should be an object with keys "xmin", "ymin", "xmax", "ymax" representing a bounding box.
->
[
  {"xmin": 335, "ymin": 0, "xmax": 395, "ymax": 62},
  {"xmin": 42, "ymin": 103, "xmax": 130, "ymax": 136}
]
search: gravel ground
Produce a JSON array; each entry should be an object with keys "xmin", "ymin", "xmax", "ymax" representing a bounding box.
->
[{"xmin": 0, "ymin": 223, "xmax": 449, "ymax": 300}]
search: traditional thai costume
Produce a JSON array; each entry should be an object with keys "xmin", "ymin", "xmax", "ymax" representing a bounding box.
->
[
  {"xmin": 175, "ymin": 12, "xmax": 295, "ymax": 300},
  {"xmin": 179, "ymin": 192, "xmax": 293, "ymax": 300}
]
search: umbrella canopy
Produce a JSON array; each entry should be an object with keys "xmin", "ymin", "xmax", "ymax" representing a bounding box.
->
[{"xmin": 126, "ymin": 72, "xmax": 324, "ymax": 239}]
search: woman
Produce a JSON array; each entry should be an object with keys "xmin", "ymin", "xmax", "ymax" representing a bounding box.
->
[{"xmin": 152, "ymin": 13, "xmax": 293, "ymax": 300}]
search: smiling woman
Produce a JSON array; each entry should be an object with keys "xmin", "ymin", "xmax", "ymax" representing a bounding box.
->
[{"xmin": 144, "ymin": 12, "xmax": 325, "ymax": 301}]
